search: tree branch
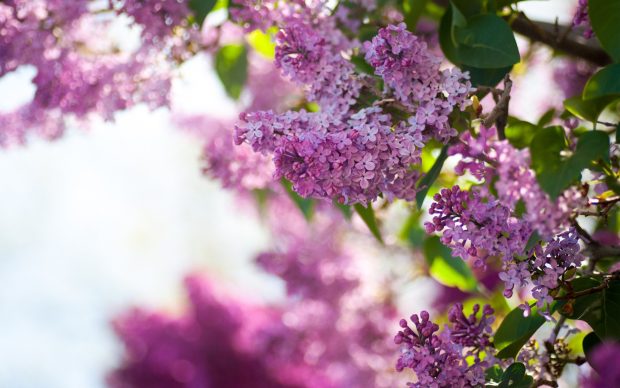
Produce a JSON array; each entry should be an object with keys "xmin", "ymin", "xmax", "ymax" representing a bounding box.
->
[
  {"xmin": 508, "ymin": 13, "xmax": 612, "ymax": 66},
  {"xmin": 482, "ymin": 74, "xmax": 512, "ymax": 138}
]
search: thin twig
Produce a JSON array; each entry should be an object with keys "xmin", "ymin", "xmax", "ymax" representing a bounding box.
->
[{"xmin": 482, "ymin": 75, "xmax": 512, "ymax": 139}]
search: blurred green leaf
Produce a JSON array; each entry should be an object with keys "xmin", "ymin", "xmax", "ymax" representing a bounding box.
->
[
  {"xmin": 424, "ymin": 236, "xmax": 477, "ymax": 292},
  {"xmin": 281, "ymin": 179, "xmax": 314, "ymax": 221},
  {"xmin": 584, "ymin": 64, "xmax": 620, "ymax": 100},
  {"xmin": 588, "ymin": 0, "xmax": 620, "ymax": 61},
  {"xmin": 505, "ymin": 117, "xmax": 538, "ymax": 149},
  {"xmin": 354, "ymin": 203, "xmax": 383, "ymax": 243},
  {"xmin": 564, "ymin": 95, "xmax": 617, "ymax": 123},
  {"xmin": 401, "ymin": 0, "xmax": 429, "ymax": 30},
  {"xmin": 215, "ymin": 44, "xmax": 248, "ymax": 100},
  {"xmin": 247, "ymin": 28, "xmax": 276, "ymax": 59},
  {"xmin": 350, "ymin": 55, "xmax": 375, "ymax": 75},
  {"xmin": 416, "ymin": 145, "xmax": 449, "ymax": 208},
  {"xmin": 537, "ymin": 108, "xmax": 556, "ymax": 127},
  {"xmin": 333, "ymin": 200, "xmax": 352, "ymax": 220},
  {"xmin": 189, "ymin": 0, "xmax": 217, "ymax": 26}
]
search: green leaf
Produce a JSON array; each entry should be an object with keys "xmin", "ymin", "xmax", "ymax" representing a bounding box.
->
[
  {"xmin": 354, "ymin": 203, "xmax": 383, "ymax": 243},
  {"xmin": 588, "ymin": 0, "xmax": 620, "ymax": 61},
  {"xmin": 505, "ymin": 117, "xmax": 539, "ymax": 149},
  {"xmin": 485, "ymin": 365, "xmax": 504, "ymax": 385},
  {"xmin": 333, "ymin": 200, "xmax": 352, "ymax": 220},
  {"xmin": 564, "ymin": 95, "xmax": 617, "ymax": 123},
  {"xmin": 584, "ymin": 64, "xmax": 620, "ymax": 101},
  {"xmin": 247, "ymin": 28, "xmax": 276, "ymax": 59},
  {"xmin": 464, "ymin": 65, "xmax": 512, "ymax": 87},
  {"xmin": 572, "ymin": 130, "xmax": 611, "ymax": 166},
  {"xmin": 531, "ymin": 128, "xmax": 610, "ymax": 199},
  {"xmin": 281, "ymin": 179, "xmax": 314, "ymax": 221},
  {"xmin": 451, "ymin": 0, "xmax": 484, "ymax": 18},
  {"xmin": 416, "ymin": 145, "xmax": 449, "ymax": 208},
  {"xmin": 424, "ymin": 236, "xmax": 478, "ymax": 291},
  {"xmin": 494, "ymin": 305, "xmax": 547, "ymax": 359},
  {"xmin": 499, "ymin": 363, "xmax": 533, "ymax": 388},
  {"xmin": 350, "ymin": 55, "xmax": 375, "ymax": 75},
  {"xmin": 453, "ymin": 14, "xmax": 520, "ymax": 68},
  {"xmin": 214, "ymin": 44, "xmax": 248, "ymax": 100},
  {"xmin": 401, "ymin": 0, "xmax": 429, "ymax": 31},
  {"xmin": 530, "ymin": 126, "xmax": 572, "ymax": 199},
  {"xmin": 400, "ymin": 211, "xmax": 426, "ymax": 247},
  {"xmin": 525, "ymin": 231, "xmax": 541, "ymax": 252},
  {"xmin": 559, "ymin": 277, "xmax": 620, "ymax": 340},
  {"xmin": 188, "ymin": 0, "xmax": 217, "ymax": 26},
  {"xmin": 537, "ymin": 108, "xmax": 556, "ymax": 127}
]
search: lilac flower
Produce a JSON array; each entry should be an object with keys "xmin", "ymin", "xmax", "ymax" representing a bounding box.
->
[
  {"xmin": 530, "ymin": 229, "xmax": 583, "ymax": 309},
  {"xmin": 425, "ymin": 185, "xmax": 532, "ymax": 268},
  {"xmin": 394, "ymin": 308, "xmax": 493, "ymax": 387},
  {"xmin": 109, "ymin": 276, "xmax": 298, "ymax": 388},
  {"xmin": 364, "ymin": 23, "xmax": 472, "ymax": 143},
  {"xmin": 449, "ymin": 126, "xmax": 583, "ymax": 237},
  {"xmin": 447, "ymin": 303, "xmax": 494, "ymax": 353},
  {"xmin": 235, "ymin": 107, "xmax": 423, "ymax": 204}
]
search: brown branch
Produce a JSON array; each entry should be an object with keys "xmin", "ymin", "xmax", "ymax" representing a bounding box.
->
[
  {"xmin": 509, "ymin": 13, "xmax": 612, "ymax": 66},
  {"xmin": 555, "ymin": 273, "xmax": 620, "ymax": 300},
  {"xmin": 482, "ymin": 74, "xmax": 512, "ymax": 139}
]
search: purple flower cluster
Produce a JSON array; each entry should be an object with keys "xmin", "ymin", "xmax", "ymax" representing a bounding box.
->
[
  {"xmin": 0, "ymin": 0, "xmax": 195, "ymax": 146},
  {"xmin": 394, "ymin": 307, "xmax": 493, "ymax": 387},
  {"xmin": 425, "ymin": 185, "xmax": 532, "ymax": 268},
  {"xmin": 175, "ymin": 115, "xmax": 275, "ymax": 191},
  {"xmin": 109, "ymin": 276, "xmax": 297, "ymax": 388},
  {"xmin": 274, "ymin": 17, "xmax": 361, "ymax": 115},
  {"xmin": 447, "ymin": 303, "xmax": 494, "ymax": 354},
  {"xmin": 364, "ymin": 23, "xmax": 472, "ymax": 143},
  {"xmin": 529, "ymin": 229, "xmax": 583, "ymax": 309},
  {"xmin": 235, "ymin": 107, "xmax": 423, "ymax": 204},
  {"xmin": 449, "ymin": 126, "xmax": 582, "ymax": 237},
  {"xmin": 109, "ymin": 0, "xmax": 193, "ymax": 43}
]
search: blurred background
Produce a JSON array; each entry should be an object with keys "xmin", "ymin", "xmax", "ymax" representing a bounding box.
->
[{"xmin": 0, "ymin": 1, "xmax": 576, "ymax": 387}]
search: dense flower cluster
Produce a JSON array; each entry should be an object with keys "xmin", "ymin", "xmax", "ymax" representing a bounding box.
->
[
  {"xmin": 274, "ymin": 17, "xmax": 361, "ymax": 115},
  {"xmin": 425, "ymin": 185, "xmax": 532, "ymax": 268},
  {"xmin": 0, "ymin": 0, "xmax": 199, "ymax": 146},
  {"xmin": 364, "ymin": 23, "xmax": 472, "ymax": 143},
  {"xmin": 235, "ymin": 107, "xmax": 424, "ymax": 204},
  {"xmin": 394, "ymin": 307, "xmax": 492, "ymax": 387},
  {"xmin": 109, "ymin": 276, "xmax": 297, "ymax": 388},
  {"xmin": 233, "ymin": 21, "xmax": 474, "ymax": 203},
  {"xmin": 109, "ymin": 0, "xmax": 193, "ymax": 43},
  {"xmin": 447, "ymin": 303, "xmax": 494, "ymax": 354},
  {"xmin": 528, "ymin": 229, "xmax": 583, "ymax": 309},
  {"xmin": 449, "ymin": 126, "xmax": 582, "ymax": 237}
]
